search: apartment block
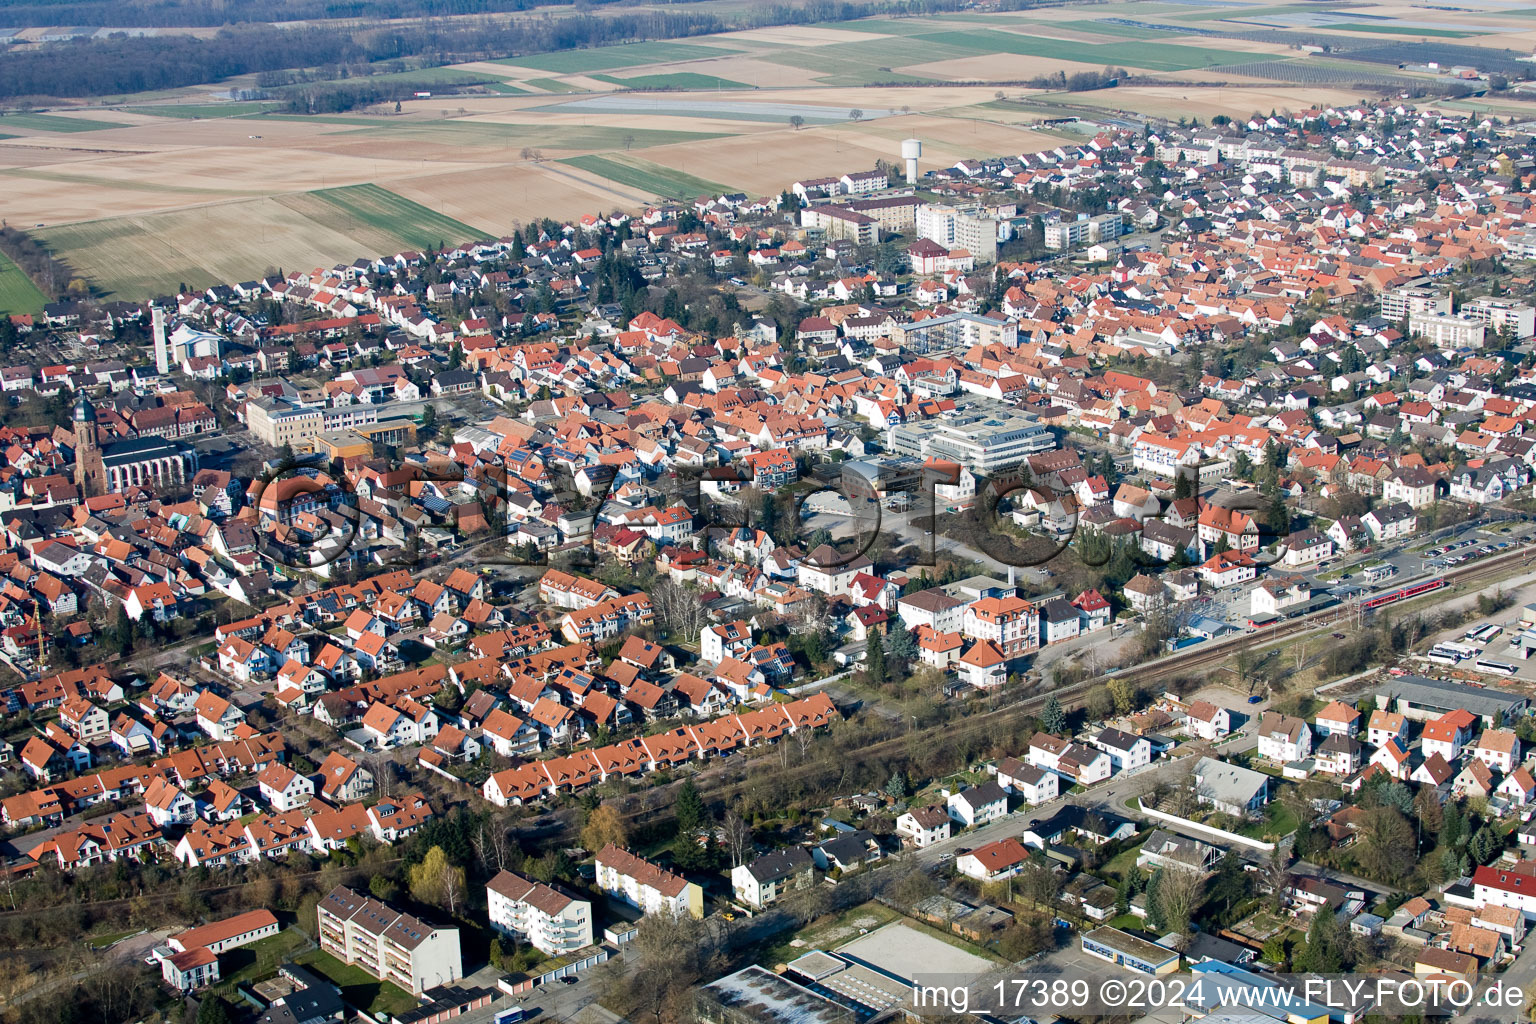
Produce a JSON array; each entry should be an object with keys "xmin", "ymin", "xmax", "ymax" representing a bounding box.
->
[
  {"xmin": 915, "ymin": 202, "xmax": 999, "ymax": 262},
  {"xmin": 1409, "ymin": 311, "xmax": 1486, "ymax": 349},
  {"xmin": 486, "ymin": 870, "xmax": 594, "ymax": 956},
  {"xmin": 595, "ymin": 844, "xmax": 705, "ymax": 919},
  {"xmin": 1379, "ymin": 285, "xmax": 1450, "ymax": 322},
  {"xmin": 316, "ymin": 885, "xmax": 462, "ymax": 995},
  {"xmin": 1464, "ymin": 296, "xmax": 1536, "ymax": 339},
  {"xmin": 1043, "ymin": 212, "xmax": 1121, "ymax": 251}
]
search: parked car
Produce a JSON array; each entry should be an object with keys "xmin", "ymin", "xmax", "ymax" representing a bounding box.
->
[{"xmin": 1248, "ymin": 694, "xmax": 1264, "ymax": 704}]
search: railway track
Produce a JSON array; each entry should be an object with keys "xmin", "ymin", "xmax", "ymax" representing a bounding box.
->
[{"xmin": 603, "ymin": 540, "xmax": 1536, "ymax": 828}]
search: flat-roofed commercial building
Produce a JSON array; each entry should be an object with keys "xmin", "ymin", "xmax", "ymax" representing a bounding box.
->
[
  {"xmin": 1081, "ymin": 926, "xmax": 1180, "ymax": 974},
  {"xmin": 887, "ymin": 399, "xmax": 1055, "ymax": 473},
  {"xmin": 1376, "ymin": 674, "xmax": 1529, "ymax": 727},
  {"xmin": 247, "ymin": 396, "xmax": 380, "ymax": 447}
]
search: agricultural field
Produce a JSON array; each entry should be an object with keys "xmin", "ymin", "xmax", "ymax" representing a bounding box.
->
[
  {"xmin": 559, "ymin": 154, "xmax": 732, "ymax": 200},
  {"xmin": 11, "ymin": 0, "xmax": 1536, "ymax": 299},
  {"xmin": 0, "ymin": 111, "xmax": 129, "ymax": 132},
  {"xmin": 495, "ymin": 40, "xmax": 741, "ymax": 74},
  {"xmin": 35, "ymin": 184, "xmax": 486, "ymax": 300},
  {"xmin": 114, "ymin": 102, "xmax": 282, "ymax": 119},
  {"xmin": 593, "ymin": 72, "xmax": 754, "ymax": 91},
  {"xmin": 0, "ymin": 251, "xmax": 48, "ymax": 316}
]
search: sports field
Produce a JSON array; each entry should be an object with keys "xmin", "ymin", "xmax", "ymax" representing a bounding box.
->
[
  {"xmin": 559, "ymin": 155, "xmax": 731, "ymax": 200},
  {"xmin": 0, "ymin": 251, "xmax": 48, "ymax": 316}
]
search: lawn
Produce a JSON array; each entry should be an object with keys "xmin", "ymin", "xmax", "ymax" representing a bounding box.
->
[
  {"xmin": 0, "ymin": 251, "xmax": 48, "ymax": 317},
  {"xmin": 294, "ymin": 949, "xmax": 417, "ymax": 1018},
  {"xmin": 594, "ymin": 72, "xmax": 753, "ymax": 91},
  {"xmin": 1241, "ymin": 801, "xmax": 1299, "ymax": 841},
  {"xmin": 87, "ymin": 928, "xmax": 138, "ymax": 949},
  {"xmin": 215, "ymin": 929, "xmax": 311, "ymax": 989},
  {"xmin": 496, "ymin": 41, "xmax": 741, "ymax": 74},
  {"xmin": 1098, "ymin": 845, "xmax": 1143, "ymax": 883},
  {"xmin": 0, "ymin": 112, "xmax": 130, "ymax": 132},
  {"xmin": 293, "ymin": 183, "xmax": 486, "ymax": 251},
  {"xmin": 560, "ymin": 154, "xmax": 732, "ymax": 199}
]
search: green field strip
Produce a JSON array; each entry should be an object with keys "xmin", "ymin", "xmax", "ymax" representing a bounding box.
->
[
  {"xmin": 253, "ymin": 113, "xmax": 388, "ymax": 126},
  {"xmin": 335, "ymin": 119, "xmax": 724, "ymax": 149},
  {"xmin": 484, "ymin": 82, "xmax": 530, "ymax": 95},
  {"xmin": 0, "ymin": 112, "xmax": 130, "ymax": 132},
  {"xmin": 816, "ymin": 18, "xmax": 956, "ymax": 35},
  {"xmin": 1051, "ymin": 19, "xmax": 1187, "ymax": 38},
  {"xmin": 764, "ymin": 34, "xmax": 979, "ymax": 74},
  {"xmin": 493, "ymin": 41, "xmax": 742, "ymax": 74},
  {"xmin": 0, "ymin": 251, "xmax": 48, "ymax": 317},
  {"xmin": 116, "ymin": 102, "xmax": 282, "ymax": 119},
  {"xmin": 593, "ymin": 72, "xmax": 753, "ymax": 91},
  {"xmin": 914, "ymin": 29, "xmax": 1272, "ymax": 70},
  {"xmin": 1324, "ymin": 23, "xmax": 1479, "ymax": 36},
  {"xmin": 560, "ymin": 154, "xmax": 731, "ymax": 200},
  {"xmin": 0, "ymin": 166, "xmax": 245, "ymax": 196},
  {"xmin": 816, "ymin": 70, "xmax": 943, "ymax": 87},
  {"xmin": 297, "ymin": 183, "xmax": 487, "ymax": 249},
  {"xmin": 523, "ymin": 77, "xmax": 587, "ymax": 93},
  {"xmin": 34, "ymin": 217, "xmax": 216, "ymax": 300}
]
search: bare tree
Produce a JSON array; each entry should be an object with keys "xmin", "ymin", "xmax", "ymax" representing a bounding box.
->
[
  {"xmin": 471, "ymin": 817, "xmax": 515, "ymax": 874},
  {"xmin": 789, "ymin": 114, "xmax": 805, "ymax": 130},
  {"xmin": 1152, "ymin": 863, "xmax": 1205, "ymax": 942},
  {"xmin": 623, "ymin": 133, "xmax": 637, "ymax": 150},
  {"xmin": 652, "ymin": 579, "xmax": 710, "ymax": 643},
  {"xmin": 723, "ymin": 809, "xmax": 753, "ymax": 868},
  {"xmin": 849, "ymin": 108, "xmax": 864, "ymax": 122}
]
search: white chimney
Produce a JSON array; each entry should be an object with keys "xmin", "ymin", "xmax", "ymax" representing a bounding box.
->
[
  {"xmin": 901, "ymin": 138, "xmax": 922, "ymax": 186},
  {"xmin": 151, "ymin": 307, "xmax": 169, "ymax": 375}
]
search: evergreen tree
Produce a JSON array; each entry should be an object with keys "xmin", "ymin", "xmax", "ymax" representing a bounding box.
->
[
  {"xmin": 674, "ymin": 780, "xmax": 705, "ymax": 835},
  {"xmin": 1443, "ymin": 801, "xmax": 1465, "ymax": 850},
  {"xmin": 865, "ymin": 631, "xmax": 887, "ymax": 684},
  {"xmin": 197, "ymin": 996, "xmax": 233, "ymax": 1024},
  {"xmin": 886, "ymin": 769, "xmax": 909, "ymax": 799},
  {"xmin": 884, "ymin": 622, "xmax": 918, "ymax": 664},
  {"xmin": 1174, "ymin": 471, "xmax": 1193, "ymax": 500},
  {"xmin": 1143, "ymin": 870, "xmax": 1165, "ymax": 931},
  {"xmin": 1041, "ymin": 696, "xmax": 1067, "ymax": 734}
]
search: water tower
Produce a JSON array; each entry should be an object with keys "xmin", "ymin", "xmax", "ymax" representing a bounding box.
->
[{"xmin": 901, "ymin": 138, "xmax": 921, "ymax": 185}]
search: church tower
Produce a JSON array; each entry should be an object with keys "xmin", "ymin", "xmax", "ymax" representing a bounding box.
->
[{"xmin": 73, "ymin": 394, "xmax": 106, "ymax": 498}]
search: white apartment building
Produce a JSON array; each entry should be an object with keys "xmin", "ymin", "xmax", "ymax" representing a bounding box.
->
[
  {"xmin": 1409, "ymin": 311, "xmax": 1486, "ymax": 349},
  {"xmin": 1464, "ymin": 296, "xmax": 1536, "ymax": 339},
  {"xmin": 915, "ymin": 202, "xmax": 999, "ymax": 261},
  {"xmin": 1043, "ymin": 212, "xmax": 1121, "ymax": 251},
  {"xmin": 595, "ymin": 845, "xmax": 704, "ymax": 919},
  {"xmin": 486, "ymin": 870, "xmax": 593, "ymax": 956},
  {"xmin": 316, "ymin": 885, "xmax": 462, "ymax": 995},
  {"xmin": 1380, "ymin": 285, "xmax": 1451, "ymax": 322}
]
